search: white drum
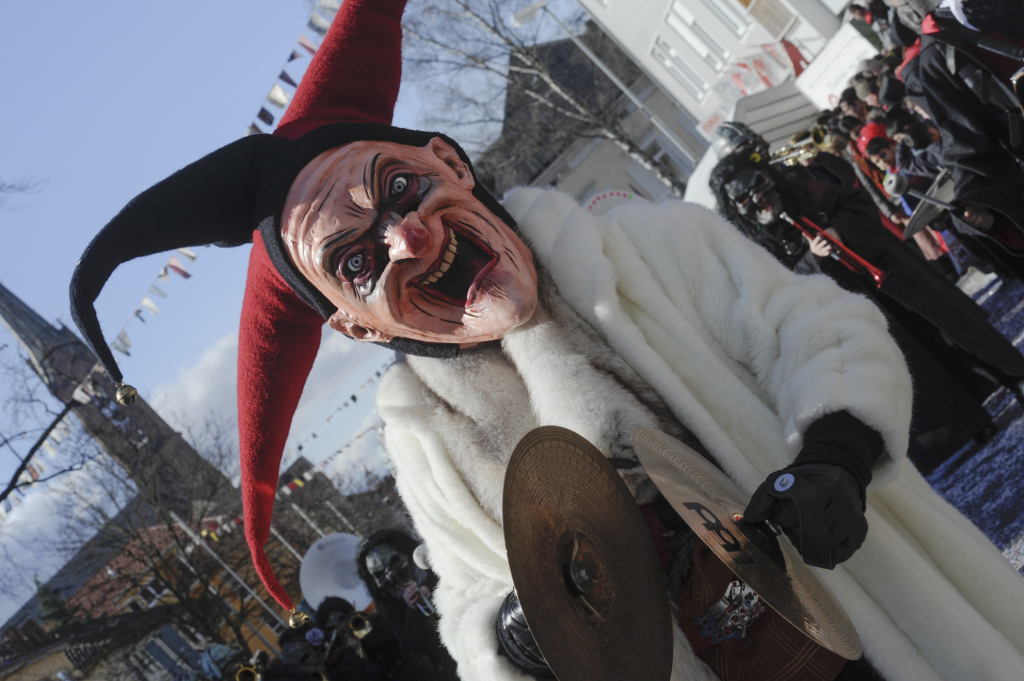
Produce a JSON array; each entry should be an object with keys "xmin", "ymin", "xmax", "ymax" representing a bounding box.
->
[{"xmin": 299, "ymin": 532, "xmax": 373, "ymax": 611}]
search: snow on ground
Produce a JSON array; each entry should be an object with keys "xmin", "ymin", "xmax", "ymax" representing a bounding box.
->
[{"xmin": 924, "ymin": 275, "xmax": 1024, "ymax": 571}]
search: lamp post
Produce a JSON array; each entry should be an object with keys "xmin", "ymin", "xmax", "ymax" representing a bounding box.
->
[
  {"xmin": 170, "ymin": 511, "xmax": 288, "ymax": 627},
  {"xmin": 511, "ymin": 1, "xmax": 697, "ymax": 166}
]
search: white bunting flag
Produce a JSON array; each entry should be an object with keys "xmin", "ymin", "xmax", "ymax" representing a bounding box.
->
[
  {"xmin": 176, "ymin": 247, "xmax": 198, "ymax": 261},
  {"xmin": 141, "ymin": 297, "xmax": 160, "ymax": 315},
  {"xmin": 268, "ymin": 84, "xmax": 290, "ymax": 108},
  {"xmin": 111, "ymin": 339, "xmax": 130, "ymax": 357},
  {"xmin": 308, "ymin": 13, "xmax": 331, "ymax": 35}
]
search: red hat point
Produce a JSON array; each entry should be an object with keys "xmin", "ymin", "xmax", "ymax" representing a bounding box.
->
[{"xmin": 238, "ymin": 0, "xmax": 407, "ymax": 610}]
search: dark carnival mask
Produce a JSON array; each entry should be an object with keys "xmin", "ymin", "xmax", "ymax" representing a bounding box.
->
[
  {"xmin": 725, "ymin": 169, "xmax": 783, "ymax": 227},
  {"xmin": 365, "ymin": 543, "xmax": 412, "ymax": 588}
]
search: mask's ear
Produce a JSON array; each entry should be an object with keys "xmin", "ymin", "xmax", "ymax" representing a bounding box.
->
[
  {"xmin": 328, "ymin": 310, "xmax": 394, "ymax": 344},
  {"xmin": 427, "ymin": 137, "xmax": 475, "ymax": 190}
]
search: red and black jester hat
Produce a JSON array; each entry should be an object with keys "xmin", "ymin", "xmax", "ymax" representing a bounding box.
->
[{"xmin": 69, "ymin": 0, "xmax": 515, "ymax": 611}]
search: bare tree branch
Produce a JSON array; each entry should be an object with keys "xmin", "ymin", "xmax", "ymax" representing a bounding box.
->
[
  {"xmin": 0, "ymin": 177, "xmax": 47, "ymax": 210},
  {"xmin": 0, "ymin": 400, "xmax": 74, "ymax": 503},
  {"xmin": 402, "ymin": 0, "xmax": 687, "ymax": 196}
]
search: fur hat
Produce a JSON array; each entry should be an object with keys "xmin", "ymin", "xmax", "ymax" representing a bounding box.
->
[{"xmin": 68, "ymin": 0, "xmax": 510, "ymax": 611}]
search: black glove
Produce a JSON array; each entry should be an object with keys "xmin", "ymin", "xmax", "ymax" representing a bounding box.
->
[
  {"xmin": 495, "ymin": 591, "xmax": 554, "ymax": 678},
  {"xmin": 743, "ymin": 411, "xmax": 883, "ymax": 569},
  {"xmin": 744, "ymin": 463, "xmax": 867, "ymax": 568}
]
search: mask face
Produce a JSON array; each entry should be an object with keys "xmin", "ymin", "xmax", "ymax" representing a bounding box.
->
[
  {"xmin": 724, "ymin": 169, "xmax": 783, "ymax": 226},
  {"xmin": 365, "ymin": 543, "xmax": 411, "ymax": 588},
  {"xmin": 281, "ymin": 137, "xmax": 538, "ymax": 348}
]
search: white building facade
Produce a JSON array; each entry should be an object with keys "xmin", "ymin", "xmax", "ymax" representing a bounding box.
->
[{"xmin": 575, "ymin": 0, "xmax": 847, "ymax": 138}]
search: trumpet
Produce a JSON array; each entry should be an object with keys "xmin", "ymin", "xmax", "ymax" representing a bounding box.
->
[
  {"xmin": 235, "ymin": 667, "xmax": 259, "ymax": 681},
  {"xmin": 781, "ymin": 213, "xmax": 889, "ymax": 289},
  {"xmin": 344, "ymin": 611, "xmax": 373, "ymax": 639},
  {"xmin": 405, "ymin": 581, "xmax": 438, "ymax": 619},
  {"xmin": 327, "ymin": 610, "xmax": 374, "ymax": 659},
  {"xmin": 771, "ymin": 126, "xmax": 833, "ymax": 166}
]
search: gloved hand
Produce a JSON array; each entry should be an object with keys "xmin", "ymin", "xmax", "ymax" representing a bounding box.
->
[
  {"xmin": 495, "ymin": 591, "xmax": 554, "ymax": 678},
  {"xmin": 742, "ymin": 410, "xmax": 883, "ymax": 570},
  {"xmin": 743, "ymin": 463, "xmax": 867, "ymax": 569}
]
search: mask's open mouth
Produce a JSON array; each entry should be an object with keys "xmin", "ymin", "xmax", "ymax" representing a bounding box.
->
[{"xmin": 414, "ymin": 224, "xmax": 497, "ymax": 307}]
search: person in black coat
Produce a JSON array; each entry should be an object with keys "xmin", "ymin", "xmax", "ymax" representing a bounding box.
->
[
  {"xmin": 710, "ymin": 151, "xmax": 1024, "ymax": 472},
  {"xmin": 313, "ymin": 596, "xmax": 448, "ymax": 681},
  {"xmin": 356, "ymin": 530, "xmax": 458, "ymax": 680},
  {"xmin": 903, "ymin": 8, "xmax": 1024, "ymax": 271}
]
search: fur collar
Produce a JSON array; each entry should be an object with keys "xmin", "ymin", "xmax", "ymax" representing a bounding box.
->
[{"xmin": 406, "ymin": 268, "xmax": 695, "ymax": 522}]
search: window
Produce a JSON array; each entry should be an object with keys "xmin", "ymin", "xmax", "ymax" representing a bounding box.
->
[
  {"xmin": 666, "ymin": 0, "xmax": 731, "ymax": 71},
  {"xmin": 651, "ymin": 37, "xmax": 709, "ymax": 101},
  {"xmin": 748, "ymin": 0, "xmax": 796, "ymax": 40},
  {"xmin": 700, "ymin": 0, "xmax": 751, "ymax": 37},
  {"xmin": 130, "ymin": 650, "xmax": 157, "ymax": 673},
  {"xmin": 644, "ymin": 137, "xmax": 694, "ymax": 183},
  {"xmin": 261, "ymin": 613, "xmax": 286, "ymax": 637},
  {"xmin": 139, "ymin": 578, "xmax": 167, "ymax": 607}
]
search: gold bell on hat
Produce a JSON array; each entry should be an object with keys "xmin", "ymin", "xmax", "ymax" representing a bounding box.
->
[
  {"xmin": 115, "ymin": 381, "xmax": 138, "ymax": 405},
  {"xmin": 288, "ymin": 608, "xmax": 310, "ymax": 629}
]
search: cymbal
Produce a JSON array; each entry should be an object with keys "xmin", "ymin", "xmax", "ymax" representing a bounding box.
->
[
  {"xmin": 631, "ymin": 427, "xmax": 862, "ymax": 660},
  {"xmin": 503, "ymin": 426, "xmax": 673, "ymax": 681}
]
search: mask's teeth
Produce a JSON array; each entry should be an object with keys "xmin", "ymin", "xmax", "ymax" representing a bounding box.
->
[{"xmin": 423, "ymin": 230, "xmax": 458, "ymax": 285}]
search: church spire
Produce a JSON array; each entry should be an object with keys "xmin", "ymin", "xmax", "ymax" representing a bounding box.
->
[{"xmin": 0, "ymin": 280, "xmax": 97, "ymax": 400}]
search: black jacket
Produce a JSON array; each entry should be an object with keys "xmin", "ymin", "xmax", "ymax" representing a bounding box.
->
[
  {"xmin": 784, "ymin": 155, "xmax": 1024, "ymax": 377},
  {"xmin": 914, "ymin": 12, "xmax": 1024, "ymax": 231}
]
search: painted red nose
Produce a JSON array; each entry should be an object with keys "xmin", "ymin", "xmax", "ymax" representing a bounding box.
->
[{"xmin": 386, "ymin": 213, "xmax": 432, "ymax": 261}]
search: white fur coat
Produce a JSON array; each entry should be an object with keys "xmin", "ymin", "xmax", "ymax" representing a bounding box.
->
[{"xmin": 377, "ymin": 188, "xmax": 1024, "ymax": 681}]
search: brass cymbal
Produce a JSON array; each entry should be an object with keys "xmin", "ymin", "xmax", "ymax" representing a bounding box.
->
[
  {"xmin": 503, "ymin": 426, "xmax": 673, "ymax": 681},
  {"xmin": 631, "ymin": 427, "xmax": 862, "ymax": 660}
]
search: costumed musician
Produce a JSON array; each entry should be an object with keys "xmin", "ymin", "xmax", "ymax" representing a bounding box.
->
[
  {"xmin": 68, "ymin": 2, "xmax": 1024, "ymax": 680},
  {"xmin": 708, "ymin": 131, "xmax": 1024, "ymax": 471}
]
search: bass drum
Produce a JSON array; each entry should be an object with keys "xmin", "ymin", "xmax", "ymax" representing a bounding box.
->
[{"xmin": 300, "ymin": 532, "xmax": 374, "ymax": 611}]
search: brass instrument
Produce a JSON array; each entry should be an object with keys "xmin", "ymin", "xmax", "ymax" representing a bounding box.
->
[
  {"xmin": 327, "ymin": 610, "xmax": 374, "ymax": 659},
  {"xmin": 405, "ymin": 581, "xmax": 438, "ymax": 619},
  {"xmin": 345, "ymin": 611, "xmax": 373, "ymax": 639},
  {"xmin": 771, "ymin": 126, "xmax": 833, "ymax": 166},
  {"xmin": 781, "ymin": 213, "xmax": 889, "ymax": 289},
  {"xmin": 234, "ymin": 651, "xmax": 268, "ymax": 681}
]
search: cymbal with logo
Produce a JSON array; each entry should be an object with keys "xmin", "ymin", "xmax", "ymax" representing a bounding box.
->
[
  {"xmin": 503, "ymin": 426, "xmax": 672, "ymax": 681},
  {"xmin": 631, "ymin": 426, "xmax": 861, "ymax": 660}
]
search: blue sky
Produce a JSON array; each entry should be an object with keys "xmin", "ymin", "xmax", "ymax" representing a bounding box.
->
[
  {"xmin": 0, "ymin": 0, "xmax": 417, "ymax": 620},
  {"xmin": 0, "ymin": 0, "xmax": 589, "ymax": 624}
]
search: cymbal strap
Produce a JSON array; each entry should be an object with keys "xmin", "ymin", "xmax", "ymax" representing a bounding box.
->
[{"xmin": 767, "ymin": 471, "xmax": 833, "ymax": 570}]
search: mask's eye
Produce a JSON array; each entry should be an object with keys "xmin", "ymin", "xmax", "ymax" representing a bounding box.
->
[
  {"xmin": 389, "ymin": 175, "xmax": 410, "ymax": 196},
  {"xmin": 345, "ymin": 253, "xmax": 365, "ymax": 275}
]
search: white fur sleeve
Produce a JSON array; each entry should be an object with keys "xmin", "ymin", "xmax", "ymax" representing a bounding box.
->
[
  {"xmin": 616, "ymin": 201, "xmax": 912, "ymax": 486},
  {"xmin": 504, "ymin": 187, "xmax": 911, "ymax": 489}
]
